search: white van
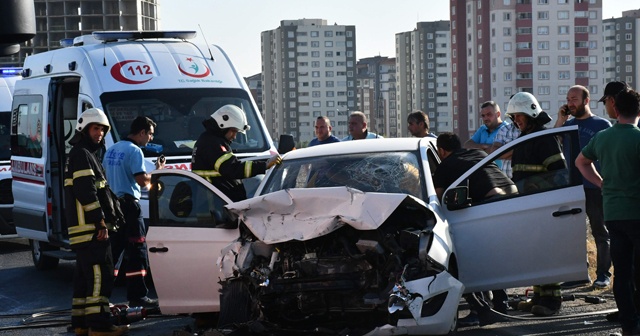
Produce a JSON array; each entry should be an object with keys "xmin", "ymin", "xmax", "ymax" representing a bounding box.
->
[
  {"xmin": 10, "ymin": 31, "xmax": 278, "ymax": 269},
  {"xmin": 0, "ymin": 67, "xmax": 20, "ymax": 238}
]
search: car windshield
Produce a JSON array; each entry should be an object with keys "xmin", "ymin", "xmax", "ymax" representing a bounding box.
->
[
  {"xmin": 100, "ymin": 88, "xmax": 268, "ymax": 157},
  {"xmin": 260, "ymin": 151, "xmax": 425, "ymax": 199}
]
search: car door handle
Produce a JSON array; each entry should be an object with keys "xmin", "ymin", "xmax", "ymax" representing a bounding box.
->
[
  {"xmin": 149, "ymin": 247, "xmax": 169, "ymax": 253},
  {"xmin": 552, "ymin": 208, "xmax": 582, "ymax": 217}
]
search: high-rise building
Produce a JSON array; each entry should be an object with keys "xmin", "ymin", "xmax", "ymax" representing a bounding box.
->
[
  {"xmin": 261, "ymin": 19, "xmax": 357, "ymax": 145},
  {"xmin": 245, "ymin": 73, "xmax": 264, "ymax": 119},
  {"xmin": 396, "ymin": 21, "xmax": 452, "ymax": 137},
  {"xmin": 356, "ymin": 56, "xmax": 397, "ymax": 137},
  {"xmin": 603, "ymin": 9, "xmax": 640, "ymax": 91},
  {"xmin": 451, "ymin": 0, "xmax": 603, "ymax": 140},
  {"xmin": 0, "ymin": 0, "xmax": 159, "ymax": 67}
]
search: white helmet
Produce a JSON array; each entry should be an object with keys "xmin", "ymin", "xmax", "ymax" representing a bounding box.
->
[
  {"xmin": 77, "ymin": 108, "xmax": 110, "ymax": 133},
  {"xmin": 211, "ymin": 105, "xmax": 250, "ymax": 133},
  {"xmin": 506, "ymin": 92, "xmax": 543, "ymax": 118}
]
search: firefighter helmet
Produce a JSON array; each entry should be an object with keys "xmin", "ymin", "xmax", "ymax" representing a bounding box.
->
[
  {"xmin": 76, "ymin": 108, "xmax": 110, "ymax": 133},
  {"xmin": 211, "ymin": 105, "xmax": 250, "ymax": 133},
  {"xmin": 506, "ymin": 92, "xmax": 543, "ymax": 119}
]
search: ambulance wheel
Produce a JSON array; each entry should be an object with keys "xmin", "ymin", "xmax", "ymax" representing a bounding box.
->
[
  {"xmin": 217, "ymin": 280, "xmax": 253, "ymax": 329},
  {"xmin": 30, "ymin": 239, "xmax": 60, "ymax": 270}
]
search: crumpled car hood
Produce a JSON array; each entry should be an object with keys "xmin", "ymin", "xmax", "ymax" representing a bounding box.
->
[{"xmin": 225, "ymin": 186, "xmax": 428, "ymax": 244}]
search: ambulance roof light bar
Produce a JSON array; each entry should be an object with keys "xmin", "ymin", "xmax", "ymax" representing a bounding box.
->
[
  {"xmin": 92, "ymin": 31, "xmax": 197, "ymax": 41},
  {"xmin": 0, "ymin": 67, "xmax": 22, "ymax": 76}
]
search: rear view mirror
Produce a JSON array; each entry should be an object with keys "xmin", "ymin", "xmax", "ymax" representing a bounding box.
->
[
  {"xmin": 444, "ymin": 186, "xmax": 472, "ymax": 210},
  {"xmin": 278, "ymin": 134, "xmax": 295, "ymax": 154}
]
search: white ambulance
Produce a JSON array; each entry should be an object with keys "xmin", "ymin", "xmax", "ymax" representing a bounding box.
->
[
  {"xmin": 0, "ymin": 67, "xmax": 20, "ymax": 238},
  {"xmin": 10, "ymin": 31, "xmax": 278, "ymax": 269}
]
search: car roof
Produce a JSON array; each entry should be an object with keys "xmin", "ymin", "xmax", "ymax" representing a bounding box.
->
[{"xmin": 284, "ymin": 137, "xmax": 434, "ymax": 160}]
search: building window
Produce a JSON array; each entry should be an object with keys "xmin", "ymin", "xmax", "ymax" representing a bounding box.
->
[
  {"xmin": 311, "ymin": 51, "xmax": 320, "ymax": 57},
  {"xmin": 537, "ymin": 41, "xmax": 549, "ymax": 50},
  {"xmin": 558, "ymin": 56, "xmax": 570, "ymax": 64},
  {"xmin": 538, "ymin": 71, "xmax": 550, "ymax": 80},
  {"xmin": 324, "ymin": 41, "xmax": 333, "ymax": 47},
  {"xmin": 558, "ymin": 41, "xmax": 570, "ymax": 49},
  {"xmin": 538, "ymin": 86, "xmax": 550, "ymax": 95},
  {"xmin": 503, "ymin": 42, "xmax": 512, "ymax": 51},
  {"xmin": 558, "ymin": 11, "xmax": 569, "ymax": 19},
  {"xmin": 311, "ymin": 41, "xmax": 319, "ymax": 48},
  {"xmin": 538, "ymin": 26, "xmax": 549, "ymax": 35},
  {"xmin": 538, "ymin": 56, "xmax": 550, "ymax": 65},
  {"xmin": 558, "ymin": 71, "xmax": 570, "ymax": 80},
  {"xmin": 504, "ymin": 72, "xmax": 512, "ymax": 81},
  {"xmin": 538, "ymin": 11, "xmax": 549, "ymax": 20}
]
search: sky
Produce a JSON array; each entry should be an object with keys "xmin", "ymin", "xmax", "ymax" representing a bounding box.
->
[{"xmin": 160, "ymin": 0, "xmax": 637, "ymax": 77}]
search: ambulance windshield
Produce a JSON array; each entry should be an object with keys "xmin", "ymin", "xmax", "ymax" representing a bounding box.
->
[{"xmin": 101, "ymin": 88, "xmax": 268, "ymax": 157}]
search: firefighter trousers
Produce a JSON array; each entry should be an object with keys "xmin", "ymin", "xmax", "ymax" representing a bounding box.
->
[{"xmin": 71, "ymin": 240, "xmax": 115, "ymax": 330}]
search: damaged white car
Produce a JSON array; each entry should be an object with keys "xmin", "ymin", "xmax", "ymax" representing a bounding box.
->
[{"xmin": 147, "ymin": 127, "xmax": 588, "ymax": 335}]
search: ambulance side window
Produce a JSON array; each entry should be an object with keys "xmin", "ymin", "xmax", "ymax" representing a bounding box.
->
[{"xmin": 11, "ymin": 95, "xmax": 44, "ymax": 158}]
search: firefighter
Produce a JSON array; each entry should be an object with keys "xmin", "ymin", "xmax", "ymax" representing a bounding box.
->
[
  {"xmin": 64, "ymin": 108, "xmax": 128, "ymax": 336},
  {"xmin": 507, "ymin": 92, "xmax": 567, "ymax": 317},
  {"xmin": 191, "ymin": 104, "xmax": 281, "ymax": 202}
]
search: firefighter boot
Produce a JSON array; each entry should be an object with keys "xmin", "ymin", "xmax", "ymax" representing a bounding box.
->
[
  {"xmin": 518, "ymin": 287, "xmax": 540, "ymax": 312},
  {"xmin": 88, "ymin": 325, "xmax": 129, "ymax": 336},
  {"xmin": 531, "ymin": 284, "xmax": 562, "ymax": 317},
  {"xmin": 517, "ymin": 296, "xmax": 539, "ymax": 312}
]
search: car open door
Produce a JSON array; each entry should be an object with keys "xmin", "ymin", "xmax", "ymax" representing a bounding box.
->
[
  {"xmin": 147, "ymin": 169, "xmax": 238, "ymax": 314},
  {"xmin": 443, "ymin": 126, "xmax": 587, "ymax": 293}
]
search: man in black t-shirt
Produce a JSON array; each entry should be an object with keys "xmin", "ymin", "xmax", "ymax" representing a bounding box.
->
[{"xmin": 434, "ymin": 132, "xmax": 516, "ymax": 202}]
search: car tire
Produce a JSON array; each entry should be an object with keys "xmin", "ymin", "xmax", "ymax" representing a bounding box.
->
[
  {"xmin": 217, "ymin": 280, "xmax": 253, "ymax": 329},
  {"xmin": 30, "ymin": 239, "xmax": 60, "ymax": 270}
]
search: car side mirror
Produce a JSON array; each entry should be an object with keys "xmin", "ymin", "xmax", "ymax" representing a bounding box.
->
[
  {"xmin": 444, "ymin": 186, "xmax": 472, "ymax": 210},
  {"xmin": 278, "ymin": 134, "xmax": 295, "ymax": 154}
]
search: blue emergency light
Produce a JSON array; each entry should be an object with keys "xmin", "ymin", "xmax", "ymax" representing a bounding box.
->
[{"xmin": 0, "ymin": 67, "xmax": 22, "ymax": 76}]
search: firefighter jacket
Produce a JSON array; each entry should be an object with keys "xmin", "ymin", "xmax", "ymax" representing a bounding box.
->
[
  {"xmin": 64, "ymin": 136, "xmax": 122, "ymax": 249},
  {"xmin": 511, "ymin": 125, "xmax": 567, "ymax": 184},
  {"xmin": 191, "ymin": 119, "xmax": 267, "ymax": 202}
]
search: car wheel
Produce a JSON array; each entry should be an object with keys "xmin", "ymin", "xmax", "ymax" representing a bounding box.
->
[
  {"xmin": 30, "ymin": 239, "xmax": 60, "ymax": 270},
  {"xmin": 217, "ymin": 280, "xmax": 253, "ymax": 329}
]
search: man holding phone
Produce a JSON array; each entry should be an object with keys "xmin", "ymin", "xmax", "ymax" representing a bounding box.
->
[
  {"xmin": 555, "ymin": 85, "xmax": 612, "ymax": 290},
  {"xmin": 104, "ymin": 116, "xmax": 165, "ymax": 308}
]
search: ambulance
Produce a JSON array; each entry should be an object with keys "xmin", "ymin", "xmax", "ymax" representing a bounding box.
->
[
  {"xmin": 10, "ymin": 31, "xmax": 279, "ymax": 269},
  {"xmin": 0, "ymin": 67, "xmax": 20, "ymax": 238}
]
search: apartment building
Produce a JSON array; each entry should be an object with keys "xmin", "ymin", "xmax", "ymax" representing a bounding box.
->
[
  {"xmin": 396, "ymin": 21, "xmax": 452, "ymax": 137},
  {"xmin": 261, "ymin": 19, "xmax": 357, "ymax": 145},
  {"xmin": 451, "ymin": 0, "xmax": 603, "ymax": 140},
  {"xmin": 356, "ymin": 56, "xmax": 397, "ymax": 138},
  {"xmin": 245, "ymin": 73, "xmax": 264, "ymax": 119},
  {"xmin": 0, "ymin": 0, "xmax": 159, "ymax": 67},
  {"xmin": 603, "ymin": 9, "xmax": 640, "ymax": 92}
]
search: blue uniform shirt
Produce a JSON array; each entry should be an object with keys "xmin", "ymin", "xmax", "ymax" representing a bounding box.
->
[
  {"xmin": 470, "ymin": 121, "xmax": 507, "ymax": 146},
  {"xmin": 103, "ymin": 139, "xmax": 147, "ymax": 200}
]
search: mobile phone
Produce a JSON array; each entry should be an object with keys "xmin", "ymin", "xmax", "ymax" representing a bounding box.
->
[
  {"xmin": 157, "ymin": 155, "xmax": 166, "ymax": 165},
  {"xmin": 562, "ymin": 106, "xmax": 570, "ymax": 116}
]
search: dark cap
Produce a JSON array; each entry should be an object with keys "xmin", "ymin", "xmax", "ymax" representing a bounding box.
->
[{"xmin": 599, "ymin": 81, "xmax": 630, "ymax": 102}]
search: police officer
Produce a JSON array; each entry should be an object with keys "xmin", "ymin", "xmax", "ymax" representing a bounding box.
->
[
  {"xmin": 507, "ymin": 92, "xmax": 567, "ymax": 317},
  {"xmin": 191, "ymin": 105, "xmax": 281, "ymax": 202},
  {"xmin": 65, "ymin": 108, "xmax": 128, "ymax": 336},
  {"xmin": 104, "ymin": 116, "xmax": 163, "ymax": 309}
]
